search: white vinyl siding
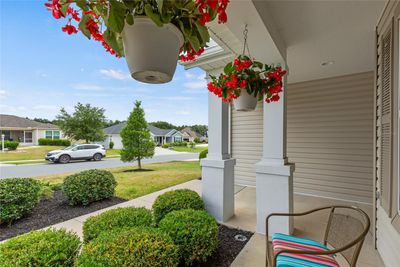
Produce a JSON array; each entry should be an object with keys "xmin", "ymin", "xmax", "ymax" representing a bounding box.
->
[
  {"xmin": 287, "ymin": 72, "xmax": 374, "ymax": 204},
  {"xmin": 231, "ymin": 102, "xmax": 263, "ymax": 186}
]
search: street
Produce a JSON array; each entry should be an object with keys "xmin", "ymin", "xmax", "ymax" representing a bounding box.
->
[{"xmin": 0, "ymin": 153, "xmax": 199, "ymax": 179}]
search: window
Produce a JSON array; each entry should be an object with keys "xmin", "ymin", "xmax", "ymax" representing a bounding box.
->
[
  {"xmin": 45, "ymin": 130, "xmax": 61, "ymax": 140},
  {"xmin": 175, "ymin": 136, "xmax": 182, "ymax": 142},
  {"xmin": 53, "ymin": 131, "xmax": 60, "ymax": 140},
  {"xmin": 45, "ymin": 131, "xmax": 53, "ymax": 139}
]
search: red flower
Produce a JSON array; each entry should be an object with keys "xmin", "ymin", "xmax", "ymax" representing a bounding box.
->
[
  {"xmin": 67, "ymin": 7, "xmax": 80, "ymax": 22},
  {"xmin": 217, "ymin": 7, "xmax": 227, "ymax": 23},
  {"xmin": 44, "ymin": 0, "xmax": 63, "ymax": 19},
  {"xmin": 199, "ymin": 13, "xmax": 211, "ymax": 25},
  {"xmin": 62, "ymin": 24, "xmax": 78, "ymax": 35},
  {"xmin": 226, "ymin": 74, "xmax": 238, "ymax": 89},
  {"xmin": 239, "ymin": 80, "xmax": 247, "ymax": 88},
  {"xmin": 270, "ymin": 94, "xmax": 280, "ymax": 102},
  {"xmin": 207, "ymin": 0, "xmax": 218, "ymax": 10}
]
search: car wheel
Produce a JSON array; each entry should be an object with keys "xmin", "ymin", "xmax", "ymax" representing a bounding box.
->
[
  {"xmin": 58, "ymin": 154, "xmax": 70, "ymax": 164},
  {"xmin": 93, "ymin": 153, "xmax": 102, "ymax": 161}
]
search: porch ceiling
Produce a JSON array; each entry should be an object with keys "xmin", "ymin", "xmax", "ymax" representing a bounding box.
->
[{"xmin": 262, "ymin": 0, "xmax": 386, "ymax": 83}]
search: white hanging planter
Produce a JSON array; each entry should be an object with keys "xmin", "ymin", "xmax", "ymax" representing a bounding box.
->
[
  {"xmin": 122, "ymin": 17, "xmax": 184, "ymax": 84},
  {"xmin": 233, "ymin": 89, "xmax": 258, "ymax": 111}
]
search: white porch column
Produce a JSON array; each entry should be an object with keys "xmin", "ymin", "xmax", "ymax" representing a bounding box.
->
[
  {"xmin": 201, "ymin": 70, "xmax": 235, "ymax": 222},
  {"xmin": 256, "ymin": 75, "xmax": 294, "ymax": 235}
]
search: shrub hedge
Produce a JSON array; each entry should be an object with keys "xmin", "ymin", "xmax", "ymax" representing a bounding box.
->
[
  {"xmin": 199, "ymin": 148, "xmax": 208, "ymax": 160},
  {"xmin": 170, "ymin": 141, "xmax": 188, "ymax": 147},
  {"xmin": 159, "ymin": 209, "xmax": 219, "ymax": 265},
  {"xmin": 0, "ymin": 228, "xmax": 81, "ymax": 267},
  {"xmin": 109, "ymin": 141, "xmax": 114, "ymax": 149},
  {"xmin": 76, "ymin": 228, "xmax": 179, "ymax": 267},
  {"xmin": 0, "ymin": 140, "xmax": 19, "ymax": 150},
  {"xmin": 83, "ymin": 207, "xmax": 153, "ymax": 242},
  {"xmin": 63, "ymin": 169, "xmax": 117, "ymax": 206},
  {"xmin": 38, "ymin": 138, "xmax": 71, "ymax": 146},
  {"xmin": 162, "ymin": 143, "xmax": 170, "ymax": 148},
  {"xmin": 152, "ymin": 189, "xmax": 204, "ymax": 224},
  {"xmin": 0, "ymin": 178, "xmax": 41, "ymax": 224}
]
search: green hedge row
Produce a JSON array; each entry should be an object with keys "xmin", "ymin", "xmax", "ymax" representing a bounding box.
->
[
  {"xmin": 0, "ymin": 141, "xmax": 19, "ymax": 150},
  {"xmin": 38, "ymin": 138, "xmax": 71, "ymax": 146}
]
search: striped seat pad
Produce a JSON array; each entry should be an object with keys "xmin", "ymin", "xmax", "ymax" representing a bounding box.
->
[{"xmin": 272, "ymin": 233, "xmax": 339, "ymax": 267}]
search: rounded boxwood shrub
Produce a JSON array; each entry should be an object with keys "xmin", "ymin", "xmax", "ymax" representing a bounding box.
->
[
  {"xmin": 152, "ymin": 189, "xmax": 204, "ymax": 224},
  {"xmin": 63, "ymin": 169, "xmax": 117, "ymax": 206},
  {"xmin": 199, "ymin": 148, "xmax": 208, "ymax": 160},
  {"xmin": 83, "ymin": 207, "xmax": 153, "ymax": 242},
  {"xmin": 0, "ymin": 228, "xmax": 80, "ymax": 267},
  {"xmin": 0, "ymin": 140, "xmax": 19, "ymax": 150},
  {"xmin": 159, "ymin": 209, "xmax": 219, "ymax": 265},
  {"xmin": 76, "ymin": 228, "xmax": 179, "ymax": 267},
  {"xmin": 0, "ymin": 178, "xmax": 41, "ymax": 224}
]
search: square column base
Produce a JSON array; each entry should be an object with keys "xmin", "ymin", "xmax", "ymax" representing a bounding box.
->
[
  {"xmin": 201, "ymin": 158, "xmax": 236, "ymax": 222},
  {"xmin": 255, "ymin": 160, "xmax": 295, "ymax": 235}
]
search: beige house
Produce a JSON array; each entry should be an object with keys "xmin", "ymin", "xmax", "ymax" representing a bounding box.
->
[
  {"xmin": 0, "ymin": 114, "xmax": 62, "ymax": 146},
  {"xmin": 182, "ymin": 1, "xmax": 400, "ymax": 266}
]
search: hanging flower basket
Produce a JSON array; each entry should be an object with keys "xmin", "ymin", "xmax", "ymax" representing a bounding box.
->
[
  {"xmin": 122, "ymin": 17, "xmax": 183, "ymax": 83},
  {"xmin": 45, "ymin": 0, "xmax": 230, "ymax": 83},
  {"xmin": 232, "ymin": 89, "xmax": 258, "ymax": 111},
  {"xmin": 207, "ymin": 55, "xmax": 287, "ymax": 111}
]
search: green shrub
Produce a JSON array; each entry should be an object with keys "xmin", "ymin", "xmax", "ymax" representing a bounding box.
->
[
  {"xmin": 38, "ymin": 138, "xmax": 71, "ymax": 146},
  {"xmin": 170, "ymin": 141, "xmax": 187, "ymax": 147},
  {"xmin": 188, "ymin": 141, "xmax": 196, "ymax": 148},
  {"xmin": 0, "ymin": 178, "xmax": 41, "ymax": 224},
  {"xmin": 76, "ymin": 228, "xmax": 179, "ymax": 267},
  {"xmin": 194, "ymin": 137, "xmax": 201, "ymax": 143},
  {"xmin": 0, "ymin": 140, "xmax": 19, "ymax": 150},
  {"xmin": 109, "ymin": 141, "xmax": 114, "ymax": 149},
  {"xmin": 162, "ymin": 143, "xmax": 170, "ymax": 148},
  {"xmin": 152, "ymin": 189, "xmax": 204, "ymax": 224},
  {"xmin": 63, "ymin": 169, "xmax": 117, "ymax": 206},
  {"xmin": 83, "ymin": 207, "xmax": 153, "ymax": 242},
  {"xmin": 0, "ymin": 228, "xmax": 80, "ymax": 267},
  {"xmin": 199, "ymin": 148, "xmax": 208, "ymax": 160},
  {"xmin": 159, "ymin": 209, "xmax": 219, "ymax": 265}
]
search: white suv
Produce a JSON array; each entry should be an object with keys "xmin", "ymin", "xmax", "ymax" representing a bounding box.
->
[{"xmin": 45, "ymin": 144, "xmax": 106, "ymax": 164}]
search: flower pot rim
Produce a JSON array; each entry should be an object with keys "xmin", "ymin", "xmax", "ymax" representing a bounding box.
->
[{"xmin": 124, "ymin": 17, "xmax": 184, "ymax": 48}]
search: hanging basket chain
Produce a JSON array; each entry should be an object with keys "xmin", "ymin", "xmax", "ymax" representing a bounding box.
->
[{"xmin": 242, "ymin": 24, "xmax": 251, "ymax": 58}]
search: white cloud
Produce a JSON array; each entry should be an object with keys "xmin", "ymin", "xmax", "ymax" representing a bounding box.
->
[
  {"xmin": 0, "ymin": 90, "xmax": 8, "ymax": 99},
  {"xmin": 0, "ymin": 104, "xmax": 26, "ymax": 114},
  {"xmin": 99, "ymin": 69, "xmax": 131, "ymax": 80},
  {"xmin": 71, "ymin": 83, "xmax": 103, "ymax": 91},
  {"xmin": 183, "ymin": 72, "xmax": 207, "ymax": 91},
  {"xmin": 175, "ymin": 110, "xmax": 190, "ymax": 115},
  {"xmin": 33, "ymin": 105, "xmax": 59, "ymax": 112}
]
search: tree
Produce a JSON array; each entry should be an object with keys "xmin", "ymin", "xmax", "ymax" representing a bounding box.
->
[
  {"xmin": 191, "ymin": 125, "xmax": 208, "ymax": 137},
  {"xmin": 149, "ymin": 121, "xmax": 177, "ymax": 130},
  {"xmin": 56, "ymin": 103, "xmax": 106, "ymax": 143},
  {"xmin": 120, "ymin": 101, "xmax": 155, "ymax": 170}
]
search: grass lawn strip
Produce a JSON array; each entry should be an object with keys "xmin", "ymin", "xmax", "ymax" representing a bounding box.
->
[
  {"xmin": 170, "ymin": 146, "xmax": 207, "ymax": 153},
  {"xmin": 35, "ymin": 161, "xmax": 201, "ymax": 200}
]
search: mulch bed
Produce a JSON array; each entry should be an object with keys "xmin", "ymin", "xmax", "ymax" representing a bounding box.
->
[
  {"xmin": 191, "ymin": 225, "xmax": 254, "ymax": 267},
  {"xmin": 0, "ymin": 189, "xmax": 125, "ymax": 241}
]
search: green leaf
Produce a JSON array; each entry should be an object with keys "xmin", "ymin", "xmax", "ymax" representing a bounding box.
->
[
  {"xmin": 104, "ymin": 29, "xmax": 124, "ymax": 57},
  {"xmin": 156, "ymin": 0, "xmax": 164, "ymax": 14},
  {"xmin": 75, "ymin": 0, "xmax": 88, "ymax": 11},
  {"xmin": 161, "ymin": 13, "xmax": 173, "ymax": 24},
  {"xmin": 60, "ymin": 2, "xmax": 70, "ymax": 17},
  {"xmin": 108, "ymin": 0, "xmax": 127, "ymax": 33},
  {"xmin": 195, "ymin": 21, "xmax": 210, "ymax": 45},
  {"xmin": 224, "ymin": 62, "xmax": 233, "ymax": 74},
  {"xmin": 78, "ymin": 14, "xmax": 91, "ymax": 39},
  {"xmin": 126, "ymin": 13, "xmax": 134, "ymax": 25},
  {"xmin": 144, "ymin": 4, "xmax": 163, "ymax": 27},
  {"xmin": 188, "ymin": 35, "xmax": 201, "ymax": 52}
]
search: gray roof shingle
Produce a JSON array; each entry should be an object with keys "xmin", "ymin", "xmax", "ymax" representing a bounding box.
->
[
  {"xmin": 0, "ymin": 114, "xmax": 59, "ymax": 129},
  {"xmin": 104, "ymin": 123, "xmax": 178, "ymax": 136}
]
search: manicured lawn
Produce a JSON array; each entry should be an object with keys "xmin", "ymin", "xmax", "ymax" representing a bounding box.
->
[
  {"xmin": 170, "ymin": 146, "xmax": 207, "ymax": 153},
  {"xmin": 35, "ymin": 161, "xmax": 201, "ymax": 200},
  {"xmin": 0, "ymin": 146, "xmax": 65, "ymax": 162},
  {"xmin": 106, "ymin": 149, "xmax": 121, "ymax": 157}
]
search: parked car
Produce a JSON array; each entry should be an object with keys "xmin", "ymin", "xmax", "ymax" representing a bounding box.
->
[{"xmin": 45, "ymin": 144, "xmax": 106, "ymax": 164}]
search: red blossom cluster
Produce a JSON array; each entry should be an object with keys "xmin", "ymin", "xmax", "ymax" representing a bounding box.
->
[
  {"xmin": 181, "ymin": 0, "xmax": 230, "ymax": 62},
  {"xmin": 44, "ymin": 0, "xmax": 118, "ymax": 57},
  {"xmin": 207, "ymin": 56, "xmax": 287, "ymax": 104}
]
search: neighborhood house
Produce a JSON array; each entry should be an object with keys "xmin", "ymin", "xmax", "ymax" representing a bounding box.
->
[
  {"xmin": 103, "ymin": 123, "xmax": 184, "ymax": 149},
  {"xmin": 181, "ymin": 127, "xmax": 206, "ymax": 142},
  {"xmin": 0, "ymin": 114, "xmax": 62, "ymax": 146}
]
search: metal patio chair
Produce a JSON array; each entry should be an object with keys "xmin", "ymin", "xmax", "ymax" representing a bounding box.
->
[{"xmin": 266, "ymin": 206, "xmax": 370, "ymax": 267}]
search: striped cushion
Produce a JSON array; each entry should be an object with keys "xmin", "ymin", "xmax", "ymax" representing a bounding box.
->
[{"xmin": 272, "ymin": 233, "xmax": 339, "ymax": 267}]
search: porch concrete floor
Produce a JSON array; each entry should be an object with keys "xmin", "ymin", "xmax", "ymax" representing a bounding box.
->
[
  {"xmin": 229, "ymin": 187, "xmax": 385, "ymax": 267},
  {"xmin": 48, "ymin": 180, "xmax": 384, "ymax": 267}
]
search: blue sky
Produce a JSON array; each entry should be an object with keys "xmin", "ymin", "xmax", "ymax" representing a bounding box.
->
[{"xmin": 0, "ymin": 1, "xmax": 208, "ymax": 125}]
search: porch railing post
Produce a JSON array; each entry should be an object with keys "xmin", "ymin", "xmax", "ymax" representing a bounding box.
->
[
  {"xmin": 201, "ymin": 69, "xmax": 236, "ymax": 222},
  {"xmin": 256, "ymin": 73, "xmax": 295, "ymax": 235}
]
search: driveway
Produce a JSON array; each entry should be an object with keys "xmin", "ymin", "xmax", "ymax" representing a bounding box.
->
[{"xmin": 0, "ymin": 153, "xmax": 199, "ymax": 179}]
